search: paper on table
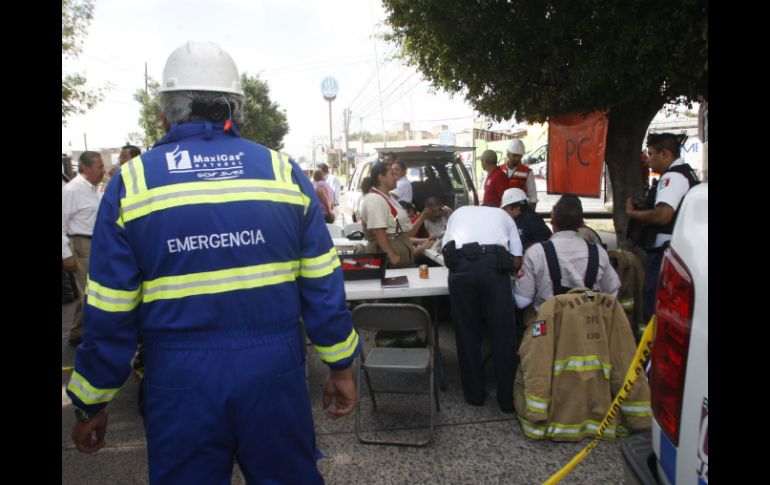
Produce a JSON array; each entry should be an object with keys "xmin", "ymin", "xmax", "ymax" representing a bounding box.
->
[{"xmin": 381, "ymin": 275, "xmax": 409, "ymax": 288}]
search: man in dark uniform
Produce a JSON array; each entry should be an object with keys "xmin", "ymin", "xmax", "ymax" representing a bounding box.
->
[{"xmin": 500, "ymin": 188, "xmax": 551, "ymax": 250}]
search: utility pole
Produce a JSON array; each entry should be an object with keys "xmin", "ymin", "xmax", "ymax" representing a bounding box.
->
[
  {"xmin": 343, "ymin": 108, "xmax": 351, "ymax": 178},
  {"xmin": 360, "ymin": 117, "xmax": 364, "ymax": 153},
  {"xmin": 311, "ymin": 136, "xmax": 316, "ymax": 167},
  {"xmin": 83, "ymin": 133, "xmax": 88, "ymax": 151}
]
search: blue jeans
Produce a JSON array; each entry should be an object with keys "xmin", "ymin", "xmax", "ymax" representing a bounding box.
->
[{"xmin": 643, "ymin": 250, "xmax": 665, "ymax": 323}]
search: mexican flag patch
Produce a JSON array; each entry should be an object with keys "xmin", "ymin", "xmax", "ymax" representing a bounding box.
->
[{"xmin": 532, "ymin": 320, "xmax": 547, "ymax": 337}]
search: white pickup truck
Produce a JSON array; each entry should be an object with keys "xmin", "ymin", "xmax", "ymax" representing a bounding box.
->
[{"xmin": 622, "ymin": 182, "xmax": 708, "ymax": 485}]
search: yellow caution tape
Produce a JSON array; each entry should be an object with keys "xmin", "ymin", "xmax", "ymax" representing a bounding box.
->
[
  {"xmin": 62, "ymin": 366, "xmax": 74, "ymax": 372},
  {"xmin": 543, "ymin": 316, "xmax": 655, "ymax": 485}
]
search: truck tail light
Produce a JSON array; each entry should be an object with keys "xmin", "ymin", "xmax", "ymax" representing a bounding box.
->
[{"xmin": 650, "ymin": 247, "xmax": 694, "ymax": 446}]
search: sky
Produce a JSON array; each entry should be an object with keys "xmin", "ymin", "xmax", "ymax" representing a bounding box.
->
[{"xmin": 61, "ymin": 0, "xmax": 478, "ymax": 160}]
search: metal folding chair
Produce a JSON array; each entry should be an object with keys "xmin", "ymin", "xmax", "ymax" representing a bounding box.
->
[{"xmin": 353, "ymin": 303, "xmax": 437, "ymax": 447}]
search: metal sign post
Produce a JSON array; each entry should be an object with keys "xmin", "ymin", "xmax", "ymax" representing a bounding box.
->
[{"xmin": 321, "ymin": 77, "xmax": 339, "ymax": 163}]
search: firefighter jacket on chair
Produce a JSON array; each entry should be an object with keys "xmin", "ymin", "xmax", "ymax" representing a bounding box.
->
[{"xmin": 514, "ymin": 288, "xmax": 652, "ymax": 441}]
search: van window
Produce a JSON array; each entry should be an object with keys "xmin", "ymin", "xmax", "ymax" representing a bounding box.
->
[{"xmin": 446, "ymin": 162, "xmax": 465, "ymax": 190}]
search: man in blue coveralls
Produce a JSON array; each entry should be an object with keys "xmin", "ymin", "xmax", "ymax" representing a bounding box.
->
[{"xmin": 67, "ymin": 41, "xmax": 360, "ymax": 484}]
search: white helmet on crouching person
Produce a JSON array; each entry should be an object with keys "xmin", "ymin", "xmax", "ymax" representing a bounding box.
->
[{"xmin": 500, "ymin": 188, "xmax": 528, "ymax": 209}]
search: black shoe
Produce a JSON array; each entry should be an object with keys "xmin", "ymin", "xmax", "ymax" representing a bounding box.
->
[
  {"xmin": 497, "ymin": 399, "xmax": 515, "ymax": 414},
  {"xmin": 67, "ymin": 337, "xmax": 82, "ymax": 347},
  {"xmin": 465, "ymin": 397, "xmax": 485, "ymax": 407}
]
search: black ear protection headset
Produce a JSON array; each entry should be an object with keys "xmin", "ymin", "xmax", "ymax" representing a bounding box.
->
[{"xmin": 190, "ymin": 96, "xmax": 234, "ymax": 131}]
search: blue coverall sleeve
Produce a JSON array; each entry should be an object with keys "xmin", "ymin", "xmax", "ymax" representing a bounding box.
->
[
  {"xmin": 66, "ymin": 173, "xmax": 142, "ymax": 415},
  {"xmin": 291, "ymin": 162, "xmax": 360, "ymax": 371}
]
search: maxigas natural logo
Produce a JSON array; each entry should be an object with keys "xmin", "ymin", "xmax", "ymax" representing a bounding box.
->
[
  {"xmin": 165, "ymin": 145, "xmax": 246, "ymax": 180},
  {"xmin": 166, "ymin": 145, "xmax": 192, "ymax": 170}
]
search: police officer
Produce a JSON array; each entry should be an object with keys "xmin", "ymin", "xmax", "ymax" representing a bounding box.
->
[
  {"xmin": 67, "ymin": 41, "xmax": 360, "ymax": 484},
  {"xmin": 626, "ymin": 132, "xmax": 699, "ymax": 322},
  {"xmin": 442, "ymin": 205, "xmax": 523, "ymax": 413},
  {"xmin": 500, "ymin": 188, "xmax": 552, "ymax": 250}
]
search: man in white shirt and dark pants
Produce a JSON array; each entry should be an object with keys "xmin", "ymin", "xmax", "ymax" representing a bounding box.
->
[
  {"xmin": 62, "ymin": 151, "xmax": 105, "ymax": 346},
  {"xmin": 442, "ymin": 205, "xmax": 523, "ymax": 413}
]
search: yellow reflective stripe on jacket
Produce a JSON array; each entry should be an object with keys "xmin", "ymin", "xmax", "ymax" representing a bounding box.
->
[
  {"xmin": 121, "ymin": 179, "xmax": 308, "ymax": 223},
  {"xmin": 142, "ymin": 261, "xmax": 300, "ymax": 303},
  {"xmin": 300, "ymin": 248, "xmax": 340, "ymax": 278},
  {"xmin": 270, "ymin": 150, "xmax": 293, "ymax": 184},
  {"xmin": 553, "ymin": 355, "xmax": 612, "ymax": 378},
  {"xmin": 620, "ymin": 297, "xmax": 635, "ymax": 311},
  {"xmin": 524, "ymin": 392, "xmax": 550, "ymax": 414},
  {"xmin": 517, "ymin": 416, "xmax": 630, "ymax": 440},
  {"xmin": 122, "ymin": 155, "xmax": 147, "ymax": 196},
  {"xmin": 67, "ymin": 370, "xmax": 121, "ymax": 405},
  {"xmin": 314, "ymin": 329, "xmax": 359, "ymax": 364},
  {"xmin": 86, "ymin": 278, "xmax": 142, "ymax": 312},
  {"xmin": 621, "ymin": 401, "xmax": 652, "ymax": 417}
]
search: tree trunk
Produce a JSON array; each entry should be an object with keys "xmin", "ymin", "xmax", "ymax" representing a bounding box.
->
[{"xmin": 604, "ymin": 99, "xmax": 663, "ymax": 249}]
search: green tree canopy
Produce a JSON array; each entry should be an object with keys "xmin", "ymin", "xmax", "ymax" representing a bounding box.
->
[
  {"xmin": 128, "ymin": 77, "xmax": 164, "ymax": 149},
  {"xmin": 62, "ymin": 0, "xmax": 106, "ymax": 125},
  {"xmin": 239, "ymin": 73, "xmax": 289, "ymax": 150},
  {"xmin": 382, "ymin": 0, "xmax": 707, "ymax": 238}
]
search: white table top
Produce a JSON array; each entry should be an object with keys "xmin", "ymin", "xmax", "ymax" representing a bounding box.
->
[
  {"xmin": 332, "ymin": 237, "xmax": 360, "ymax": 253},
  {"xmin": 344, "ymin": 267, "xmax": 449, "ymax": 301}
]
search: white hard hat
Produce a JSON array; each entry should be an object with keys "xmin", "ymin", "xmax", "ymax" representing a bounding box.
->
[
  {"xmin": 507, "ymin": 139, "xmax": 526, "ymax": 155},
  {"xmin": 160, "ymin": 41, "xmax": 243, "ymax": 95},
  {"xmin": 500, "ymin": 188, "xmax": 528, "ymax": 208}
]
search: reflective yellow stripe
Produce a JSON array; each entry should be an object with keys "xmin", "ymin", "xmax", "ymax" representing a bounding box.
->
[
  {"xmin": 524, "ymin": 392, "xmax": 550, "ymax": 414},
  {"xmin": 270, "ymin": 150, "xmax": 293, "ymax": 184},
  {"xmin": 621, "ymin": 401, "xmax": 652, "ymax": 417},
  {"xmin": 553, "ymin": 355, "xmax": 612, "ymax": 378},
  {"xmin": 120, "ymin": 179, "xmax": 307, "ymax": 223},
  {"xmin": 67, "ymin": 371, "xmax": 121, "ymax": 405},
  {"xmin": 142, "ymin": 261, "xmax": 300, "ymax": 303},
  {"xmin": 122, "ymin": 155, "xmax": 147, "ymax": 196},
  {"xmin": 300, "ymin": 248, "xmax": 340, "ymax": 278},
  {"xmin": 86, "ymin": 278, "xmax": 142, "ymax": 312},
  {"xmin": 517, "ymin": 416, "xmax": 628, "ymax": 440},
  {"xmin": 314, "ymin": 329, "xmax": 359, "ymax": 363}
]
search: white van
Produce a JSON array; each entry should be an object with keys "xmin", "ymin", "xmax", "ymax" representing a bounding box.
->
[
  {"xmin": 341, "ymin": 145, "xmax": 478, "ymax": 223},
  {"xmin": 621, "ymin": 182, "xmax": 708, "ymax": 485}
]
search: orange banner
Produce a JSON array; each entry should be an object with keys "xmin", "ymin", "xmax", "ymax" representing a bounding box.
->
[{"xmin": 547, "ymin": 111, "xmax": 608, "ymax": 197}]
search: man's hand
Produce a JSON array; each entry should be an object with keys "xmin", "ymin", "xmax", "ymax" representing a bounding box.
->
[
  {"xmin": 388, "ymin": 253, "xmax": 403, "ymax": 268},
  {"xmin": 322, "ymin": 367, "xmax": 357, "ymax": 419},
  {"xmin": 63, "ymin": 256, "xmax": 78, "ymax": 273},
  {"xmin": 71, "ymin": 409, "xmax": 108, "ymax": 453},
  {"xmin": 626, "ymin": 197, "xmax": 636, "ymax": 217}
]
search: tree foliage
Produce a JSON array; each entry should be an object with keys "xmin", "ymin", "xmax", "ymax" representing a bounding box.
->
[
  {"xmin": 382, "ymin": 0, "xmax": 707, "ymax": 238},
  {"xmin": 239, "ymin": 73, "xmax": 289, "ymax": 150},
  {"xmin": 128, "ymin": 77, "xmax": 165, "ymax": 149},
  {"xmin": 62, "ymin": 0, "xmax": 105, "ymax": 124}
]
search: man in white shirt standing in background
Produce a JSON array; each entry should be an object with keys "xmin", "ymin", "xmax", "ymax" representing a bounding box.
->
[
  {"xmin": 319, "ymin": 162, "xmax": 341, "ymax": 207},
  {"xmin": 389, "ymin": 158, "xmax": 413, "ymax": 203},
  {"xmin": 62, "ymin": 151, "xmax": 105, "ymax": 346}
]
